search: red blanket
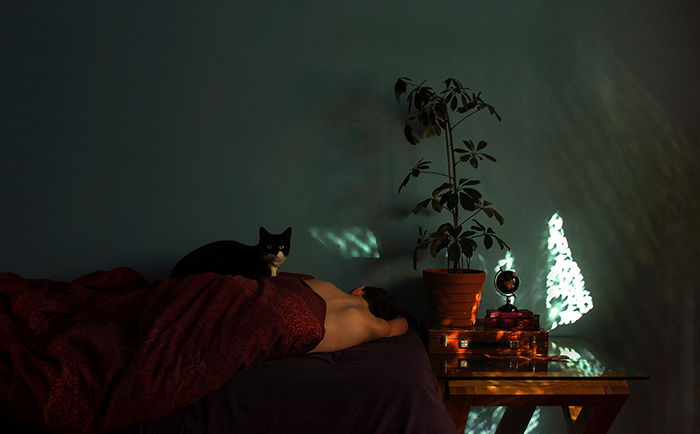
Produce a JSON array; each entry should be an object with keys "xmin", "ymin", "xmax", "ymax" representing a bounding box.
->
[{"xmin": 0, "ymin": 268, "xmax": 325, "ymax": 433}]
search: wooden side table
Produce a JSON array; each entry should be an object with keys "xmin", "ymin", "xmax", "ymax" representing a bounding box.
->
[{"xmin": 429, "ymin": 336, "xmax": 648, "ymax": 434}]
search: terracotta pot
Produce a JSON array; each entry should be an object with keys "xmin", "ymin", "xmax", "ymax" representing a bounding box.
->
[{"xmin": 423, "ymin": 268, "xmax": 486, "ymax": 327}]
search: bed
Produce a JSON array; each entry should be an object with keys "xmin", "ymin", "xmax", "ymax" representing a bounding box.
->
[{"xmin": 0, "ymin": 268, "xmax": 454, "ymax": 434}]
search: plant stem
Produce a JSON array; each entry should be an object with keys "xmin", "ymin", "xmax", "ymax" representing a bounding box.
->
[
  {"xmin": 422, "ymin": 171, "xmax": 450, "ymax": 178},
  {"xmin": 443, "ymin": 123, "xmax": 454, "ymax": 185},
  {"xmin": 444, "ymin": 109, "xmax": 462, "ymax": 271},
  {"xmin": 450, "ymin": 107, "xmax": 484, "ymax": 132},
  {"xmin": 458, "ymin": 208, "xmax": 483, "ymax": 227}
]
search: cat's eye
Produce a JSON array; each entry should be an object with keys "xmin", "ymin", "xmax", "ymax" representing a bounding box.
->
[
  {"xmin": 266, "ymin": 245, "xmax": 272, "ymax": 249},
  {"xmin": 279, "ymin": 245, "xmax": 285, "ymax": 250}
]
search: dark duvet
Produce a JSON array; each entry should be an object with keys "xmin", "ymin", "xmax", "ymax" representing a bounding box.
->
[
  {"xmin": 1, "ymin": 266, "xmax": 454, "ymax": 434},
  {"xmin": 114, "ymin": 326, "xmax": 455, "ymax": 434}
]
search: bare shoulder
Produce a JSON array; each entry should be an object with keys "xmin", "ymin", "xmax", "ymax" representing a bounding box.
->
[
  {"xmin": 305, "ymin": 279, "xmax": 338, "ymax": 291},
  {"xmin": 305, "ymin": 279, "xmax": 347, "ymax": 301},
  {"xmin": 387, "ymin": 317, "xmax": 409, "ymax": 337},
  {"xmin": 305, "ymin": 278, "xmax": 328, "ymax": 287}
]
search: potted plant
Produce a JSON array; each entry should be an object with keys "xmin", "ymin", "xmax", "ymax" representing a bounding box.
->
[{"xmin": 394, "ymin": 77, "xmax": 509, "ymax": 327}]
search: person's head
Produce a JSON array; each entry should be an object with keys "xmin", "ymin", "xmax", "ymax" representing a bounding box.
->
[{"xmin": 351, "ymin": 286, "xmax": 402, "ymax": 320}]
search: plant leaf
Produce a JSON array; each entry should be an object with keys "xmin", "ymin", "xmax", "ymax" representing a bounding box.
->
[
  {"xmin": 488, "ymin": 105, "xmax": 502, "ymax": 121},
  {"xmin": 460, "ymin": 193, "xmax": 476, "ymax": 211},
  {"xmin": 495, "ymin": 236, "xmax": 509, "ymax": 250},
  {"xmin": 398, "ymin": 173, "xmax": 411, "ymax": 193},
  {"xmin": 431, "ymin": 238, "xmax": 449, "ymax": 257},
  {"xmin": 412, "ymin": 198, "xmax": 431, "ymax": 214},
  {"xmin": 432, "ymin": 182, "xmax": 451, "ymax": 197},
  {"xmin": 414, "ymin": 92, "xmax": 422, "ymax": 110},
  {"xmin": 404, "ymin": 125, "xmax": 417, "ymax": 144},
  {"xmin": 413, "ymin": 239, "xmax": 429, "ymax": 270},
  {"xmin": 420, "ymin": 109, "xmax": 429, "ymax": 126},
  {"xmin": 394, "ymin": 79, "xmax": 407, "ymax": 101},
  {"xmin": 462, "ymin": 188, "xmax": 481, "ymax": 199},
  {"xmin": 477, "ymin": 140, "xmax": 487, "ymax": 150},
  {"xmin": 448, "ymin": 242, "xmax": 461, "ymax": 262},
  {"xmin": 447, "ymin": 192, "xmax": 458, "ymax": 209},
  {"xmin": 460, "ymin": 238, "xmax": 477, "ymax": 258},
  {"xmin": 484, "ymin": 234, "xmax": 493, "ymax": 249},
  {"xmin": 437, "ymin": 223, "xmax": 453, "ymax": 234},
  {"xmin": 493, "ymin": 209, "xmax": 504, "ymax": 225},
  {"xmin": 439, "ymin": 192, "xmax": 450, "ymax": 205}
]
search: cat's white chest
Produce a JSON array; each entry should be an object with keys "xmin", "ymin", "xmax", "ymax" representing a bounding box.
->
[{"xmin": 265, "ymin": 251, "xmax": 286, "ymax": 276}]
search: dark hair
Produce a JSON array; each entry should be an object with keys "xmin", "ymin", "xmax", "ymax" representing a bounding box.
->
[{"xmin": 362, "ymin": 286, "xmax": 402, "ymax": 320}]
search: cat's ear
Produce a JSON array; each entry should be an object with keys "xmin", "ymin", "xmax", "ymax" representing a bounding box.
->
[
  {"xmin": 259, "ymin": 226, "xmax": 270, "ymax": 237},
  {"xmin": 283, "ymin": 227, "xmax": 292, "ymax": 238}
]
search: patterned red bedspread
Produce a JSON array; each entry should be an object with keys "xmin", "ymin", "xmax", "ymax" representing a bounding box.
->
[{"xmin": 0, "ymin": 268, "xmax": 325, "ymax": 433}]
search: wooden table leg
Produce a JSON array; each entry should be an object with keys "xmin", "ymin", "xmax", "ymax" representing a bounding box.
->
[
  {"xmin": 568, "ymin": 395, "xmax": 628, "ymax": 434},
  {"xmin": 444, "ymin": 394, "xmax": 471, "ymax": 434},
  {"xmin": 562, "ymin": 405, "xmax": 583, "ymax": 430},
  {"xmin": 440, "ymin": 380, "xmax": 472, "ymax": 434},
  {"xmin": 495, "ymin": 406, "xmax": 536, "ymax": 434}
]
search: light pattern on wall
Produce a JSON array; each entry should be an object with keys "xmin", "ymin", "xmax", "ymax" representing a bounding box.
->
[
  {"xmin": 494, "ymin": 250, "xmax": 515, "ymax": 273},
  {"xmin": 308, "ymin": 226, "xmax": 380, "ymax": 258},
  {"xmin": 551, "ymin": 341, "xmax": 605, "ymax": 377},
  {"xmin": 465, "ymin": 407, "xmax": 541, "ymax": 434},
  {"xmin": 545, "ymin": 213, "xmax": 593, "ymax": 330}
]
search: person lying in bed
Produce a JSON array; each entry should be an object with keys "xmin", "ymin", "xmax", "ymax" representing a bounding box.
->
[{"xmin": 303, "ymin": 279, "xmax": 409, "ymax": 353}]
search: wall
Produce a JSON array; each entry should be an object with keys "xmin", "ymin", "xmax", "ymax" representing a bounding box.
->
[{"xmin": 2, "ymin": 1, "xmax": 698, "ymax": 432}]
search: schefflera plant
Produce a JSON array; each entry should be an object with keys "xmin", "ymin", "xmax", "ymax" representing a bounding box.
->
[{"xmin": 394, "ymin": 77, "xmax": 509, "ymax": 272}]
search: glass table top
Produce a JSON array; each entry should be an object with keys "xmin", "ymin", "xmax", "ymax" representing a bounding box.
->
[{"xmin": 431, "ymin": 336, "xmax": 649, "ymax": 381}]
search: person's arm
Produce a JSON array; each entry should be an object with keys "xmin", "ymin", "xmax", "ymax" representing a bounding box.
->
[
  {"xmin": 363, "ymin": 312, "xmax": 408, "ymax": 340},
  {"xmin": 386, "ymin": 317, "xmax": 409, "ymax": 337},
  {"xmin": 311, "ymin": 307, "xmax": 408, "ymax": 353}
]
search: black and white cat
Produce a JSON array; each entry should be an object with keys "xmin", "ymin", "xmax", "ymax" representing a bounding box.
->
[{"xmin": 170, "ymin": 227, "xmax": 292, "ymax": 279}]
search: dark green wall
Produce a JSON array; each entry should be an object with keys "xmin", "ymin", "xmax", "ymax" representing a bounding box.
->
[{"xmin": 2, "ymin": 1, "xmax": 698, "ymax": 432}]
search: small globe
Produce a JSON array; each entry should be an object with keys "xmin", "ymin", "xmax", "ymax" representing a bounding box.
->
[{"xmin": 494, "ymin": 269, "xmax": 520, "ymax": 296}]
